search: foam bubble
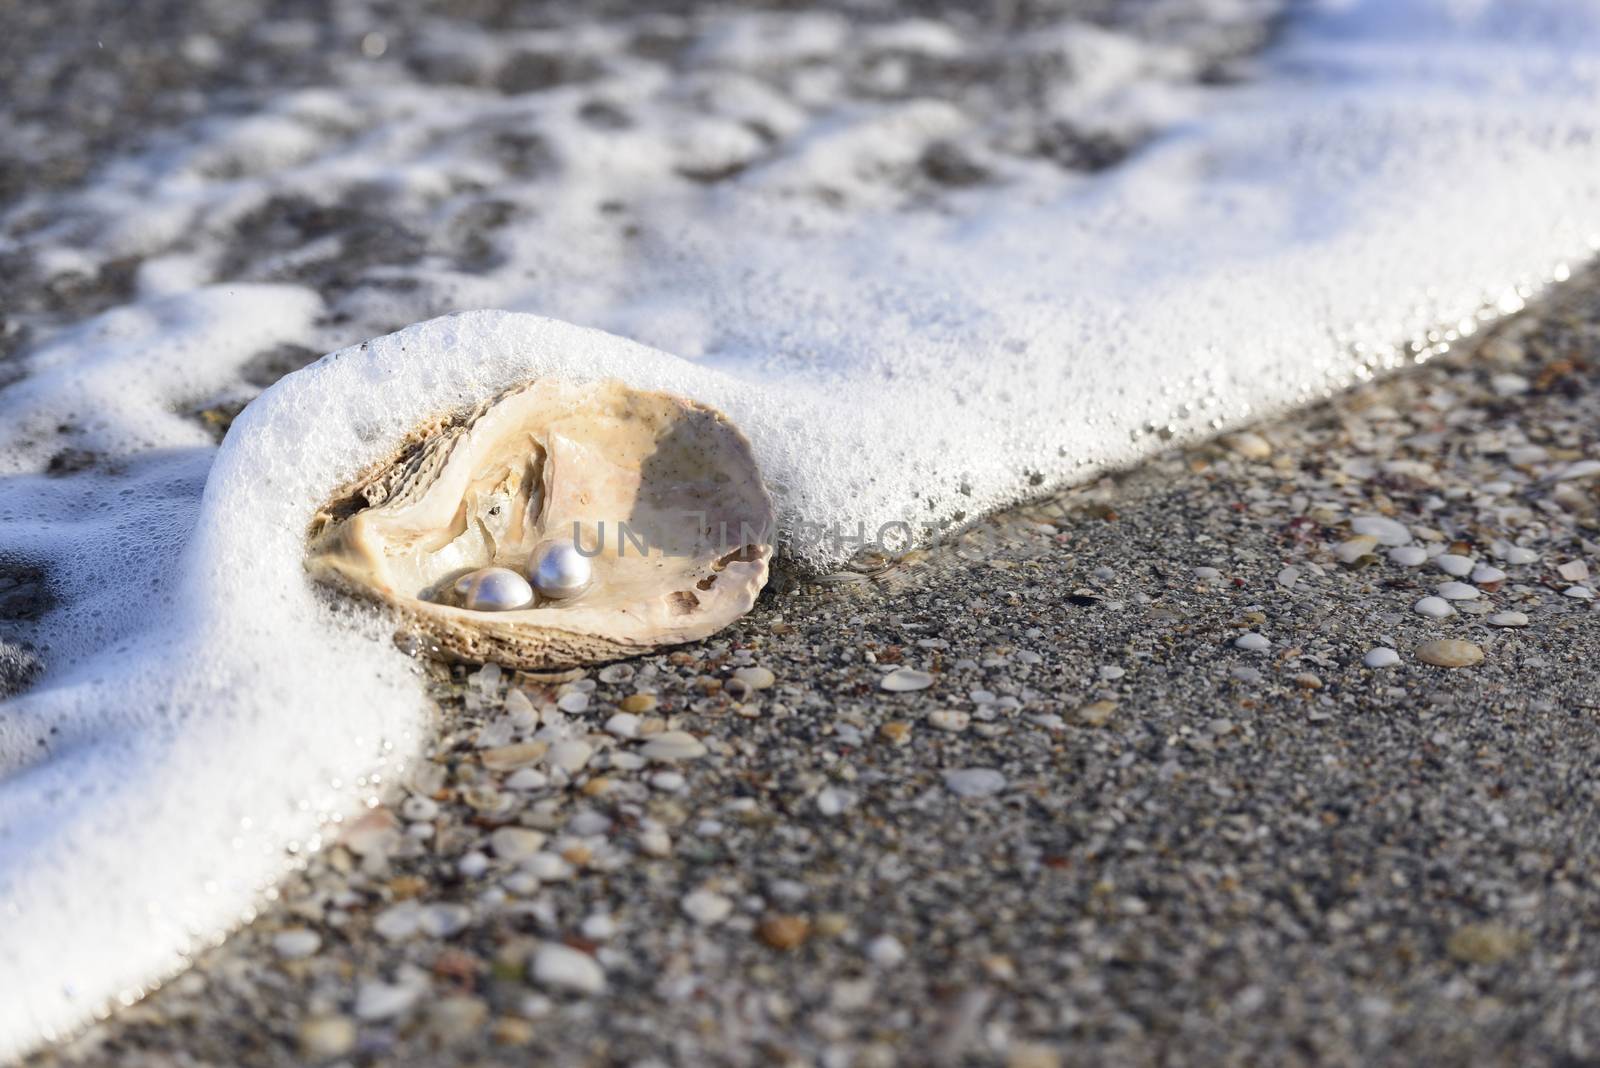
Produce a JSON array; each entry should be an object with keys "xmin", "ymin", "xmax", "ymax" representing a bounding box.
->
[{"xmin": 3, "ymin": 0, "xmax": 1600, "ymax": 1055}]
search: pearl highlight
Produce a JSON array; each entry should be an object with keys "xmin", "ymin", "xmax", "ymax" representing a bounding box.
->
[
  {"xmin": 452, "ymin": 566, "xmax": 534, "ymax": 611},
  {"xmin": 528, "ymin": 540, "xmax": 592, "ymax": 600}
]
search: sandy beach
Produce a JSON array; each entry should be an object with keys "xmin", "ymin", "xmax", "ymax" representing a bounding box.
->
[
  {"xmin": 5, "ymin": 2, "xmax": 1600, "ymax": 1065},
  {"xmin": 18, "ymin": 271, "xmax": 1599, "ymax": 1067}
]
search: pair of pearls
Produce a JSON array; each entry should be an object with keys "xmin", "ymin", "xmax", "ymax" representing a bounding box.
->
[{"xmin": 451, "ymin": 541, "xmax": 593, "ymax": 612}]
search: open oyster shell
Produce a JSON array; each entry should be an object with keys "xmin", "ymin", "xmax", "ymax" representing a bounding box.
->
[{"xmin": 306, "ymin": 379, "xmax": 774, "ymax": 668}]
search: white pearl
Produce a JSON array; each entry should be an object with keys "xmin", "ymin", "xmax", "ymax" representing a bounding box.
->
[
  {"xmin": 453, "ymin": 567, "xmax": 533, "ymax": 611},
  {"xmin": 529, "ymin": 540, "xmax": 592, "ymax": 600}
]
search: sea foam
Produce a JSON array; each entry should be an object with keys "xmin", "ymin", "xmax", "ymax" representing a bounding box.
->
[{"xmin": 3, "ymin": 0, "xmax": 1600, "ymax": 1055}]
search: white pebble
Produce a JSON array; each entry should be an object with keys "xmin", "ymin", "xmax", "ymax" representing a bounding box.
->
[
  {"xmin": 1234, "ymin": 633, "xmax": 1271, "ymax": 652},
  {"xmin": 580, "ymin": 913, "xmax": 617, "ymax": 941},
  {"xmin": 372, "ymin": 903, "xmax": 421, "ymax": 941},
  {"xmin": 1506, "ymin": 445, "xmax": 1548, "ymax": 465},
  {"xmin": 1433, "ymin": 554, "xmax": 1474, "ymax": 577},
  {"xmin": 1504, "ymin": 547, "xmax": 1539, "ymax": 565},
  {"xmin": 400, "ymin": 795, "xmax": 439, "ymax": 822},
  {"xmin": 682, "ymin": 889, "xmax": 734, "ymax": 925},
  {"xmin": 490, "ymin": 827, "xmax": 547, "ymax": 861},
  {"xmin": 816, "ymin": 787, "xmax": 855, "ymax": 816},
  {"xmin": 504, "ymin": 768, "xmax": 548, "ymax": 790},
  {"xmin": 650, "ymin": 771, "xmax": 687, "ymax": 792},
  {"xmin": 503, "ymin": 872, "xmax": 540, "ymax": 896},
  {"xmin": 273, "ymin": 928, "xmax": 321, "ymax": 960},
  {"xmin": 1334, "ymin": 535, "xmax": 1378, "ymax": 564},
  {"xmin": 524, "ymin": 853, "xmax": 574, "ymax": 882},
  {"xmin": 1566, "ymin": 585, "xmax": 1596, "ymax": 600},
  {"xmin": 556, "ymin": 691, "xmax": 590, "ymax": 714},
  {"xmin": 1490, "ymin": 373, "xmax": 1530, "ymax": 396},
  {"xmin": 1363, "ymin": 647, "xmax": 1400, "ymax": 669},
  {"xmin": 880, "ymin": 668, "xmax": 934, "ymax": 692},
  {"xmin": 1388, "ymin": 546, "xmax": 1428, "ymax": 567},
  {"xmin": 1470, "ymin": 564, "xmax": 1507, "ymax": 585},
  {"xmin": 866, "ymin": 934, "xmax": 907, "ymax": 968},
  {"xmin": 504, "ymin": 687, "xmax": 537, "ymax": 724},
  {"xmin": 568, "ymin": 810, "xmax": 611, "ymax": 836},
  {"xmin": 1557, "ymin": 560, "xmax": 1592, "ymax": 582},
  {"xmin": 475, "ymin": 716, "xmax": 514, "ymax": 749},
  {"xmin": 604, "ymin": 712, "xmax": 640, "ymax": 739},
  {"xmin": 942, "ymin": 768, "xmax": 1007, "ymax": 798},
  {"xmin": 1194, "ymin": 566, "xmax": 1222, "ymax": 581},
  {"xmin": 732, "ymin": 666, "xmax": 777, "ymax": 690},
  {"xmin": 530, "ymin": 943, "xmax": 605, "ymax": 995},
  {"xmin": 928, "ymin": 709, "xmax": 970, "ymax": 732},
  {"xmin": 1436, "ymin": 582, "xmax": 1480, "ymax": 600},
  {"xmin": 419, "ymin": 903, "xmax": 472, "ymax": 939},
  {"xmin": 641, "ymin": 731, "xmax": 707, "ymax": 762},
  {"xmin": 1488, "ymin": 611, "xmax": 1529, "ymax": 627},
  {"xmin": 1414, "ymin": 597, "xmax": 1454, "ymax": 618},
  {"xmin": 1351, "ymin": 515, "xmax": 1412, "ymax": 546},
  {"xmin": 548, "ymin": 739, "xmax": 594, "ymax": 774},
  {"xmin": 355, "ymin": 980, "xmax": 422, "ymax": 1020},
  {"xmin": 1225, "ymin": 431, "xmax": 1272, "ymax": 459}
]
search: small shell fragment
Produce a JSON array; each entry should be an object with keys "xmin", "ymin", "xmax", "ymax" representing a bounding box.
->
[
  {"xmin": 880, "ymin": 668, "xmax": 934, "ymax": 692},
  {"xmin": 481, "ymin": 741, "xmax": 550, "ymax": 771},
  {"xmin": 731, "ymin": 666, "xmax": 776, "ymax": 690},
  {"xmin": 640, "ymin": 731, "xmax": 708, "ymax": 762},
  {"xmin": 1414, "ymin": 639, "xmax": 1484, "ymax": 668},
  {"xmin": 1558, "ymin": 560, "xmax": 1592, "ymax": 583},
  {"xmin": 1223, "ymin": 431, "xmax": 1272, "ymax": 460},
  {"xmin": 1414, "ymin": 596, "xmax": 1454, "ymax": 619},
  {"xmin": 1350, "ymin": 515, "xmax": 1411, "ymax": 546},
  {"xmin": 1333, "ymin": 535, "xmax": 1378, "ymax": 564}
]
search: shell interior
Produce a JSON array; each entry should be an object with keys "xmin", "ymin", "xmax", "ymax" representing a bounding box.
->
[{"xmin": 307, "ymin": 379, "xmax": 775, "ymax": 667}]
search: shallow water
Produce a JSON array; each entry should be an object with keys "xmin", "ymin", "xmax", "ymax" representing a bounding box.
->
[{"xmin": 3, "ymin": 0, "xmax": 1600, "ymax": 1055}]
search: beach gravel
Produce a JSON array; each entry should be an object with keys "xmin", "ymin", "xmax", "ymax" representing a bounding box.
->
[
  {"xmin": 8, "ymin": 2, "xmax": 1600, "ymax": 1066},
  {"xmin": 22, "ymin": 266, "xmax": 1600, "ymax": 1068}
]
